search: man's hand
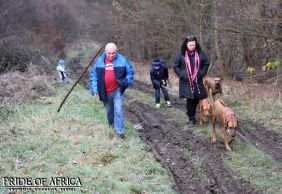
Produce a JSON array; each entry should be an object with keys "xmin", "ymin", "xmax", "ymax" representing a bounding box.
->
[{"xmin": 161, "ymin": 80, "xmax": 167, "ymax": 88}]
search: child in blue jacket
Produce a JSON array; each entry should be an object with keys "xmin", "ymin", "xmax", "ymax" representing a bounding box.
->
[{"xmin": 150, "ymin": 60, "xmax": 171, "ymax": 108}]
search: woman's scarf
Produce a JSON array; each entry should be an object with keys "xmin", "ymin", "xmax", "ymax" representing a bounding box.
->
[
  {"xmin": 184, "ymin": 50, "xmax": 201, "ymax": 94},
  {"xmin": 184, "ymin": 50, "xmax": 199, "ymax": 84}
]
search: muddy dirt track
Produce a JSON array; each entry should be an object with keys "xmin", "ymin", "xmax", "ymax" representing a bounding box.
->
[
  {"xmin": 70, "ymin": 60, "xmax": 281, "ymax": 194},
  {"xmin": 132, "ymin": 80, "xmax": 282, "ymax": 164},
  {"xmin": 127, "ymin": 80, "xmax": 282, "ymax": 194},
  {"xmin": 125, "ymin": 101, "xmax": 263, "ymax": 194}
]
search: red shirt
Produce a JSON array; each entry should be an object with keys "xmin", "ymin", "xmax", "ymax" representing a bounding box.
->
[{"xmin": 104, "ymin": 58, "xmax": 119, "ymax": 95}]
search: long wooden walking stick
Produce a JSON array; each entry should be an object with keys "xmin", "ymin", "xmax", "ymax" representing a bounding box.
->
[{"xmin": 57, "ymin": 45, "xmax": 104, "ymax": 112}]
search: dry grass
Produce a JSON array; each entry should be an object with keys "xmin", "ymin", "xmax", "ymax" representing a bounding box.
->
[
  {"xmin": 222, "ymin": 79, "xmax": 282, "ymax": 107},
  {"xmin": 131, "ymin": 61, "xmax": 151, "ymax": 84},
  {"xmin": 0, "ymin": 64, "xmax": 56, "ymax": 108}
]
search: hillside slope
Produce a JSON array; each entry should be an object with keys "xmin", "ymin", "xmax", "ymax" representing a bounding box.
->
[{"xmin": 0, "ymin": 84, "xmax": 176, "ymax": 193}]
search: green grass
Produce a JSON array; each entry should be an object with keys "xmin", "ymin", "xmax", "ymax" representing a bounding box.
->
[
  {"xmin": 0, "ymin": 106, "xmax": 15, "ymax": 123},
  {"xmin": 215, "ymin": 92, "xmax": 282, "ymax": 194},
  {"xmin": 225, "ymin": 98, "xmax": 282, "ymax": 135},
  {"xmin": 64, "ymin": 40, "xmax": 101, "ymax": 68},
  {"xmin": 0, "ymin": 85, "xmax": 176, "ymax": 194},
  {"xmin": 226, "ymin": 141, "xmax": 282, "ymax": 194}
]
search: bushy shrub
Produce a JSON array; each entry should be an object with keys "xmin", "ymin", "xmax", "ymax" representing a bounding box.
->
[
  {"xmin": 0, "ymin": 64, "xmax": 55, "ymax": 108},
  {"xmin": 262, "ymin": 60, "xmax": 280, "ymax": 71}
]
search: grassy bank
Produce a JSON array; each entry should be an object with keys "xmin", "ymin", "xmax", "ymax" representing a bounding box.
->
[{"xmin": 0, "ymin": 85, "xmax": 176, "ymax": 193}]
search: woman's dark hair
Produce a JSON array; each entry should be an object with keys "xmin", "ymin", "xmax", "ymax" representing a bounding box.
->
[{"xmin": 180, "ymin": 35, "xmax": 202, "ymax": 54}]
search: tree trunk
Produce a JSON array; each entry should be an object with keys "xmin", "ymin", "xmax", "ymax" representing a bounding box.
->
[
  {"xmin": 214, "ymin": 1, "xmax": 226, "ymax": 77},
  {"xmin": 197, "ymin": 0, "xmax": 204, "ymax": 48}
]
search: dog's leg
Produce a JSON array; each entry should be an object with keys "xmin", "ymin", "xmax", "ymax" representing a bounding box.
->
[
  {"xmin": 212, "ymin": 115, "xmax": 217, "ymax": 143},
  {"xmin": 221, "ymin": 127, "xmax": 232, "ymax": 151},
  {"xmin": 199, "ymin": 103, "xmax": 203, "ymax": 126},
  {"xmin": 199, "ymin": 116, "xmax": 203, "ymax": 125}
]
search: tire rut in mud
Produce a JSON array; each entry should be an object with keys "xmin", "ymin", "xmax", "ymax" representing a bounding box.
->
[
  {"xmin": 237, "ymin": 119, "xmax": 282, "ymax": 162},
  {"xmin": 125, "ymin": 103, "xmax": 211, "ymax": 194},
  {"xmin": 133, "ymin": 80, "xmax": 282, "ymax": 163},
  {"xmin": 125, "ymin": 101, "xmax": 262, "ymax": 194}
]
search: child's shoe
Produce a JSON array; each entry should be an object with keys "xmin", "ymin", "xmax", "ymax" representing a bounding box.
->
[
  {"xmin": 166, "ymin": 101, "xmax": 171, "ymax": 107},
  {"xmin": 155, "ymin": 103, "xmax": 161, "ymax": 108}
]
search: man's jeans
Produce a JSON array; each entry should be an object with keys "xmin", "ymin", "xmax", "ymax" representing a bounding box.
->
[
  {"xmin": 104, "ymin": 88, "xmax": 124, "ymax": 135},
  {"xmin": 155, "ymin": 87, "xmax": 170, "ymax": 103}
]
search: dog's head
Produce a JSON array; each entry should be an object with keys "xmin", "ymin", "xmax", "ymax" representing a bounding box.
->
[
  {"xmin": 227, "ymin": 115, "xmax": 238, "ymax": 138},
  {"xmin": 200, "ymin": 99, "xmax": 211, "ymax": 122},
  {"xmin": 214, "ymin": 78, "xmax": 222, "ymax": 89}
]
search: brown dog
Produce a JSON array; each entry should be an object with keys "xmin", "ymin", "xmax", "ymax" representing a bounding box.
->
[
  {"xmin": 212, "ymin": 100, "xmax": 238, "ymax": 151},
  {"xmin": 199, "ymin": 99, "xmax": 211, "ymax": 125},
  {"xmin": 204, "ymin": 77, "xmax": 223, "ymax": 101}
]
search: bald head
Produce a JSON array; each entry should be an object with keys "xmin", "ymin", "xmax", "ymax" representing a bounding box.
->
[
  {"xmin": 105, "ymin": 43, "xmax": 117, "ymax": 52},
  {"xmin": 105, "ymin": 43, "xmax": 117, "ymax": 60}
]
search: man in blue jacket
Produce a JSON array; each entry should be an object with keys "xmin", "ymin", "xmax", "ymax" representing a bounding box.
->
[{"xmin": 90, "ymin": 43, "xmax": 134, "ymax": 139}]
